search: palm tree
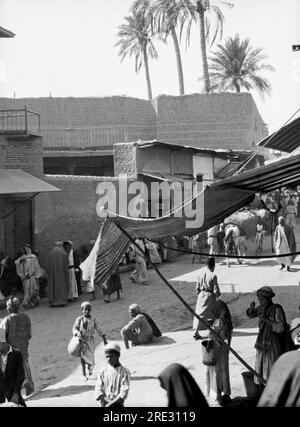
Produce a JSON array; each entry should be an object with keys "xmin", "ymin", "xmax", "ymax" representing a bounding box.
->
[
  {"xmin": 207, "ymin": 34, "xmax": 275, "ymax": 98},
  {"xmin": 115, "ymin": 1, "xmax": 158, "ymax": 100},
  {"xmin": 183, "ymin": 0, "xmax": 233, "ymax": 93},
  {"xmin": 151, "ymin": 0, "xmax": 188, "ymax": 96}
]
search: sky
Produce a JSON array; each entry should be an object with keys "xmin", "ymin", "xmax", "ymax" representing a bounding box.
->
[{"xmin": 0, "ymin": 0, "xmax": 300, "ymax": 132}]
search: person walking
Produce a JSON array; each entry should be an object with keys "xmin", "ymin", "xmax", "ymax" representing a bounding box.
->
[
  {"xmin": 102, "ymin": 269, "xmax": 122, "ymax": 303},
  {"xmin": 63, "ymin": 241, "xmax": 79, "ymax": 302},
  {"xmin": 72, "ymin": 302, "xmax": 107, "ymax": 380},
  {"xmin": 129, "ymin": 239, "xmax": 149, "ymax": 285},
  {"xmin": 0, "ymin": 326, "xmax": 25, "ymax": 407},
  {"xmin": 48, "ymin": 242, "xmax": 69, "ymax": 307},
  {"xmin": 95, "ymin": 343, "xmax": 130, "ymax": 407},
  {"xmin": 207, "ymin": 226, "xmax": 219, "ymax": 256},
  {"xmin": 274, "ymin": 216, "xmax": 296, "ymax": 271},
  {"xmin": 0, "ymin": 297, "xmax": 34, "ymax": 396},
  {"xmin": 193, "ymin": 257, "xmax": 221, "ymax": 340},
  {"xmin": 246, "ymin": 286, "xmax": 288, "ymax": 389}
]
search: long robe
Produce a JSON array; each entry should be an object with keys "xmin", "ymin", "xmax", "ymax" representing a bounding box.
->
[
  {"xmin": 67, "ymin": 249, "xmax": 78, "ymax": 300},
  {"xmin": 0, "ymin": 313, "xmax": 34, "ymax": 395},
  {"xmin": 48, "ymin": 247, "xmax": 69, "ymax": 306},
  {"xmin": 274, "ymin": 224, "xmax": 295, "ymax": 266},
  {"xmin": 246, "ymin": 302, "xmax": 286, "ymax": 385},
  {"xmin": 257, "ymin": 350, "xmax": 300, "ymax": 407},
  {"xmin": 193, "ymin": 267, "xmax": 221, "ymax": 332},
  {"xmin": 72, "ymin": 316, "xmax": 103, "ymax": 366}
]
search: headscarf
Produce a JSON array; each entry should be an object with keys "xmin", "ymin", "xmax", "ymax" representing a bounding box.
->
[
  {"xmin": 158, "ymin": 363, "xmax": 209, "ymax": 408},
  {"xmin": 104, "ymin": 342, "xmax": 120, "ymax": 355},
  {"xmin": 256, "ymin": 286, "xmax": 275, "ymax": 299},
  {"xmin": 257, "ymin": 351, "xmax": 300, "ymax": 407}
]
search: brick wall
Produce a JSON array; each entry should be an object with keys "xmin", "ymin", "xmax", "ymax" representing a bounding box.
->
[
  {"xmin": 153, "ymin": 93, "xmax": 268, "ymax": 151},
  {"xmin": 0, "ymin": 93, "xmax": 268, "ymax": 152},
  {"xmin": 0, "ymin": 135, "xmax": 44, "ymax": 178},
  {"xmin": 34, "ymin": 175, "xmax": 103, "ymax": 266}
]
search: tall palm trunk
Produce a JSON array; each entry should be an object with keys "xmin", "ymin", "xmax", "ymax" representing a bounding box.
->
[
  {"xmin": 170, "ymin": 27, "xmax": 185, "ymax": 96},
  {"xmin": 198, "ymin": 9, "xmax": 210, "ymax": 93},
  {"xmin": 142, "ymin": 45, "xmax": 153, "ymax": 100}
]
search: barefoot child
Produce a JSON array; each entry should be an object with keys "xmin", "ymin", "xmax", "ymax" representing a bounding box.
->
[{"xmin": 72, "ymin": 301, "xmax": 108, "ymax": 380}]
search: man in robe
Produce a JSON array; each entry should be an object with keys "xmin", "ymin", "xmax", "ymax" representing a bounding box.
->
[
  {"xmin": 273, "ymin": 216, "xmax": 296, "ymax": 271},
  {"xmin": 207, "ymin": 225, "xmax": 219, "ymax": 256},
  {"xmin": 246, "ymin": 286, "xmax": 288, "ymax": 388},
  {"xmin": 95, "ymin": 343, "xmax": 130, "ymax": 407},
  {"xmin": 121, "ymin": 304, "xmax": 154, "ymax": 349},
  {"xmin": 63, "ymin": 241, "xmax": 79, "ymax": 301},
  {"xmin": 47, "ymin": 242, "xmax": 69, "ymax": 307}
]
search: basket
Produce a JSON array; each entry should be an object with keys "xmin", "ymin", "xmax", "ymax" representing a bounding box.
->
[
  {"xmin": 241, "ymin": 371, "xmax": 261, "ymax": 399},
  {"xmin": 201, "ymin": 339, "xmax": 220, "ymax": 366},
  {"xmin": 67, "ymin": 336, "xmax": 81, "ymax": 357}
]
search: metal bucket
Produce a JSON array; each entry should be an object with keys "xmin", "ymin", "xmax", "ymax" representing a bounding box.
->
[
  {"xmin": 201, "ymin": 339, "xmax": 220, "ymax": 366},
  {"xmin": 241, "ymin": 371, "xmax": 261, "ymax": 399}
]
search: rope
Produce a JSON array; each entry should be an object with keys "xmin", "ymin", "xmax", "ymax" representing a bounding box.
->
[
  {"xmin": 104, "ymin": 186, "xmax": 206, "ymax": 221},
  {"xmin": 159, "ymin": 243, "xmax": 300, "ymax": 259},
  {"xmin": 115, "ymin": 220, "xmax": 266, "ymax": 385}
]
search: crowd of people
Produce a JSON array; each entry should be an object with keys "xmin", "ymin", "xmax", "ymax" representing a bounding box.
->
[{"xmin": 0, "ymin": 185, "xmax": 299, "ymax": 407}]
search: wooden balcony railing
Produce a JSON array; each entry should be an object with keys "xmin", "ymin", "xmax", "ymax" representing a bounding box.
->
[{"xmin": 0, "ymin": 107, "xmax": 41, "ymax": 136}]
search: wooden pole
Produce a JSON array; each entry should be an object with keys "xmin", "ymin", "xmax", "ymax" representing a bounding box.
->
[{"xmin": 115, "ymin": 221, "xmax": 266, "ymax": 385}]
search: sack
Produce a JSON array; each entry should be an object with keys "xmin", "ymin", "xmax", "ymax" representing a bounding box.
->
[
  {"xmin": 67, "ymin": 336, "xmax": 81, "ymax": 357},
  {"xmin": 142, "ymin": 312, "xmax": 162, "ymax": 337},
  {"xmin": 201, "ymin": 339, "xmax": 220, "ymax": 366}
]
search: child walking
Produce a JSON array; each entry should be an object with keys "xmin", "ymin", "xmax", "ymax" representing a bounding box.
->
[{"xmin": 72, "ymin": 301, "xmax": 108, "ymax": 380}]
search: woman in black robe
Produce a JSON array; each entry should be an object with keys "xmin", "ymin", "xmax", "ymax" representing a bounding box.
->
[{"xmin": 158, "ymin": 363, "xmax": 209, "ymax": 408}]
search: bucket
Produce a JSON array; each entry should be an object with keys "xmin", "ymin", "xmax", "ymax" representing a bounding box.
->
[
  {"xmin": 241, "ymin": 371, "xmax": 261, "ymax": 399},
  {"xmin": 201, "ymin": 339, "xmax": 220, "ymax": 366}
]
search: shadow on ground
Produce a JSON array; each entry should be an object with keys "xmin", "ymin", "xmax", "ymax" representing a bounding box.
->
[{"xmin": 27, "ymin": 385, "xmax": 95, "ymax": 401}]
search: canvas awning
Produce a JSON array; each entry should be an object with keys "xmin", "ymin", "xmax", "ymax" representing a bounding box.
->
[
  {"xmin": 108, "ymin": 152, "xmax": 300, "ymax": 239},
  {"xmin": 257, "ymin": 117, "xmax": 300, "ymax": 153},
  {"xmin": 214, "ymin": 153, "xmax": 300, "ymax": 192},
  {"xmin": 0, "ymin": 169, "xmax": 60, "ymax": 194}
]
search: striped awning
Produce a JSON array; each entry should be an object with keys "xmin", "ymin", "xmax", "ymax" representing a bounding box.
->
[
  {"xmin": 258, "ymin": 117, "xmax": 300, "ymax": 153},
  {"xmin": 214, "ymin": 153, "xmax": 300, "ymax": 192}
]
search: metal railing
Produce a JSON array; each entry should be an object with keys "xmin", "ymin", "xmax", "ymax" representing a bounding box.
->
[{"xmin": 0, "ymin": 107, "xmax": 41, "ymax": 135}]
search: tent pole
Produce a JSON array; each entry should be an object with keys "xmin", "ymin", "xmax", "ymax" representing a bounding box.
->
[{"xmin": 114, "ymin": 221, "xmax": 266, "ymax": 385}]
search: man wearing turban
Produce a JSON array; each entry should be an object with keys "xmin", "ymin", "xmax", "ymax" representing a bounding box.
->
[{"xmin": 246, "ymin": 286, "xmax": 288, "ymax": 387}]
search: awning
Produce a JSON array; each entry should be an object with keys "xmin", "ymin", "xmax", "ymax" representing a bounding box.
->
[
  {"xmin": 257, "ymin": 117, "xmax": 300, "ymax": 153},
  {"xmin": 0, "ymin": 169, "xmax": 61, "ymax": 194},
  {"xmin": 214, "ymin": 153, "xmax": 300, "ymax": 192},
  {"xmin": 0, "ymin": 26, "xmax": 15, "ymax": 38},
  {"xmin": 106, "ymin": 152, "xmax": 300, "ymax": 239},
  {"xmin": 140, "ymin": 172, "xmax": 194, "ymax": 182}
]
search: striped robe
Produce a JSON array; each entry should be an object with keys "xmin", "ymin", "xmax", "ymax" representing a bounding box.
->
[{"xmin": 95, "ymin": 364, "xmax": 130, "ymax": 406}]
